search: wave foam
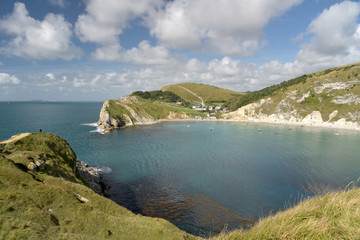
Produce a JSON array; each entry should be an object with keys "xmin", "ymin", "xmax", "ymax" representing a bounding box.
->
[
  {"xmin": 93, "ymin": 167, "xmax": 112, "ymax": 174},
  {"xmin": 82, "ymin": 122, "xmax": 107, "ymax": 134},
  {"xmin": 90, "ymin": 126, "xmax": 107, "ymax": 134},
  {"xmin": 82, "ymin": 122, "xmax": 98, "ymax": 127}
]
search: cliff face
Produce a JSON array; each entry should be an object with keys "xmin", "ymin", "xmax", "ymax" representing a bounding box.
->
[
  {"xmin": 225, "ymin": 64, "xmax": 360, "ymax": 130},
  {"xmin": 98, "ymin": 96, "xmax": 195, "ymax": 131},
  {"xmin": 97, "ymin": 100, "xmax": 125, "ymax": 130}
]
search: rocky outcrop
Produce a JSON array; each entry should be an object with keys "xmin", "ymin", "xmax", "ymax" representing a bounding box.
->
[
  {"xmin": 97, "ymin": 100, "xmax": 124, "ymax": 131},
  {"xmin": 97, "ymin": 98, "xmax": 160, "ymax": 131},
  {"xmin": 76, "ymin": 160, "xmax": 110, "ymax": 197},
  {"xmin": 98, "ymin": 96, "xmax": 193, "ymax": 131}
]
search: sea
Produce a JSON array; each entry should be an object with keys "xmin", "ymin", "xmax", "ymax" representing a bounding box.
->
[{"xmin": 1, "ymin": 102, "xmax": 360, "ymax": 236}]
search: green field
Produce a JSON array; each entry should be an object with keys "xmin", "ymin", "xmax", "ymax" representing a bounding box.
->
[{"xmin": 161, "ymin": 83, "xmax": 242, "ymax": 105}]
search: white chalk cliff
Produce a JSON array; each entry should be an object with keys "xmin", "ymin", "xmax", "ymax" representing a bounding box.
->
[{"xmin": 225, "ymin": 69, "xmax": 360, "ymax": 130}]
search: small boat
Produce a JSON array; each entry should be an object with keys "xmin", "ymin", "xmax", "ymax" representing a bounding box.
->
[
  {"xmin": 334, "ymin": 132, "xmax": 340, "ymax": 136},
  {"xmin": 209, "ymin": 128, "xmax": 214, "ymax": 131}
]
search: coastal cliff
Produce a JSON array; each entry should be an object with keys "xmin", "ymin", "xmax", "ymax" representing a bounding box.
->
[
  {"xmin": 0, "ymin": 133, "xmax": 194, "ymax": 239},
  {"xmin": 224, "ymin": 63, "xmax": 360, "ymax": 130},
  {"xmin": 98, "ymin": 96, "xmax": 199, "ymax": 131},
  {"xmin": 98, "ymin": 63, "xmax": 360, "ymax": 132}
]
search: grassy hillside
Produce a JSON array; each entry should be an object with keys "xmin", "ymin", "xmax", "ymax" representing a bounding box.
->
[
  {"xmin": 107, "ymin": 97, "xmax": 206, "ymax": 121},
  {"xmin": 223, "ymin": 74, "xmax": 308, "ymax": 111},
  {"xmin": 224, "ymin": 63, "xmax": 360, "ymax": 113},
  {"xmin": 224, "ymin": 63, "xmax": 360, "ymax": 126},
  {"xmin": 214, "ymin": 187, "xmax": 360, "ymax": 240},
  {"xmin": 161, "ymin": 83, "xmax": 242, "ymax": 105},
  {"xmin": 0, "ymin": 133, "xmax": 195, "ymax": 240}
]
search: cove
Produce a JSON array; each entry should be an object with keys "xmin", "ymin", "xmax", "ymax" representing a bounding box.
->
[
  {"xmin": 92, "ymin": 121, "xmax": 360, "ymax": 236},
  {"xmin": 1, "ymin": 102, "xmax": 360, "ymax": 237}
]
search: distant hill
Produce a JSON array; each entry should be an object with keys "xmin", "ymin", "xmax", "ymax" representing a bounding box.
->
[
  {"xmin": 161, "ymin": 83, "xmax": 242, "ymax": 105},
  {"xmin": 224, "ymin": 63, "xmax": 360, "ymax": 129}
]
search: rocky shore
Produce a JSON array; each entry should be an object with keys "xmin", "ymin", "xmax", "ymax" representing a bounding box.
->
[
  {"xmin": 224, "ymin": 101, "xmax": 360, "ymax": 131},
  {"xmin": 76, "ymin": 160, "xmax": 110, "ymax": 197}
]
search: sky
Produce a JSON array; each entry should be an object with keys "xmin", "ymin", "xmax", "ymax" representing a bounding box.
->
[{"xmin": 0, "ymin": 0, "xmax": 359, "ymax": 101}]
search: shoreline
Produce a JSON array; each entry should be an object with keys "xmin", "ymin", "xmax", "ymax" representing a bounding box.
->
[{"xmin": 146, "ymin": 118, "xmax": 360, "ymax": 132}]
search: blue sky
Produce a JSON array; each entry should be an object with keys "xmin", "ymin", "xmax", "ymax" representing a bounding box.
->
[{"xmin": 0, "ymin": 0, "xmax": 359, "ymax": 101}]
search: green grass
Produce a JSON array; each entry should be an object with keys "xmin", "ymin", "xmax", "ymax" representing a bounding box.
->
[
  {"xmin": 161, "ymin": 104, "xmax": 207, "ymax": 118},
  {"xmin": 107, "ymin": 100, "xmax": 134, "ymax": 123},
  {"xmin": 0, "ymin": 133, "xmax": 195, "ymax": 240},
  {"xmin": 161, "ymin": 83, "xmax": 242, "ymax": 105},
  {"xmin": 213, "ymin": 187, "xmax": 360, "ymax": 240}
]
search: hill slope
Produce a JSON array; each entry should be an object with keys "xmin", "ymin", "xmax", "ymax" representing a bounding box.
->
[
  {"xmin": 214, "ymin": 187, "xmax": 360, "ymax": 239},
  {"xmin": 224, "ymin": 63, "xmax": 360, "ymax": 129},
  {"xmin": 161, "ymin": 83, "xmax": 242, "ymax": 105},
  {"xmin": 0, "ymin": 133, "xmax": 194, "ymax": 240}
]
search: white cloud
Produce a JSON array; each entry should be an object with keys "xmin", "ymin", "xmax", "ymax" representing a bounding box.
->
[
  {"xmin": 75, "ymin": 0, "xmax": 163, "ymax": 58},
  {"xmin": 0, "ymin": 73, "xmax": 21, "ymax": 85},
  {"xmin": 147, "ymin": 0, "xmax": 302, "ymax": 56},
  {"xmin": 5, "ymin": 2, "xmax": 360, "ymax": 100},
  {"xmin": 296, "ymin": 1, "xmax": 360, "ymax": 71},
  {"xmin": 120, "ymin": 41, "xmax": 177, "ymax": 66},
  {"xmin": 48, "ymin": 0, "xmax": 67, "ymax": 8},
  {"xmin": 92, "ymin": 40, "xmax": 177, "ymax": 66},
  {"xmin": 91, "ymin": 44, "xmax": 123, "ymax": 61},
  {"xmin": 76, "ymin": 0, "xmax": 301, "ymax": 60},
  {"xmin": 32, "ymin": 73, "xmax": 68, "ymax": 87},
  {"xmin": 0, "ymin": 2, "xmax": 82, "ymax": 60}
]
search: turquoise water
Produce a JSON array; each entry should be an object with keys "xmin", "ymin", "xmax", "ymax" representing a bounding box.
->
[{"xmin": 1, "ymin": 102, "xmax": 360, "ymax": 236}]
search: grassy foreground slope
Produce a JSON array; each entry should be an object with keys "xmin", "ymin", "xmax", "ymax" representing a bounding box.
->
[
  {"xmin": 161, "ymin": 83, "xmax": 242, "ymax": 105},
  {"xmin": 214, "ymin": 187, "xmax": 360, "ymax": 240},
  {"xmin": 0, "ymin": 133, "xmax": 194, "ymax": 240}
]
